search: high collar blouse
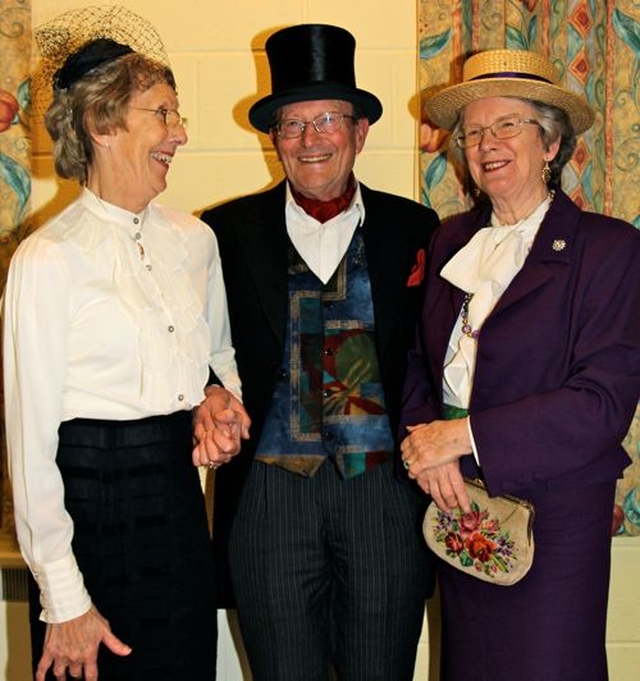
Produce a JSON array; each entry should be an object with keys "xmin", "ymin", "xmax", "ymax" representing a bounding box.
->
[{"xmin": 3, "ymin": 188, "xmax": 240, "ymax": 622}]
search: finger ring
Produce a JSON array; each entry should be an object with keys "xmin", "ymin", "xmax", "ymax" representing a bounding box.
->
[
  {"xmin": 207, "ymin": 462, "xmax": 219, "ymax": 469},
  {"xmin": 403, "ymin": 459, "xmax": 411, "ymax": 470}
]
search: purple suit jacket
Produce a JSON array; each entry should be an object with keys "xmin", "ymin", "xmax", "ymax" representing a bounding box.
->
[{"xmin": 402, "ymin": 189, "xmax": 640, "ymax": 497}]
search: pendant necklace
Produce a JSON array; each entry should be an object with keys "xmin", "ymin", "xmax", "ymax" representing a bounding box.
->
[
  {"xmin": 460, "ymin": 293, "xmax": 479, "ymax": 339},
  {"xmin": 460, "ymin": 190, "xmax": 556, "ymax": 342}
]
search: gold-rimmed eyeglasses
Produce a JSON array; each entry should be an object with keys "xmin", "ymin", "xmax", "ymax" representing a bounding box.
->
[
  {"xmin": 273, "ymin": 111, "xmax": 357, "ymax": 139},
  {"xmin": 130, "ymin": 107, "xmax": 188, "ymax": 128},
  {"xmin": 455, "ymin": 114, "xmax": 540, "ymax": 148}
]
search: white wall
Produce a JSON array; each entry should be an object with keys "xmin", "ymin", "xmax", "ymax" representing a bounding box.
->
[{"xmin": 30, "ymin": 0, "xmax": 422, "ymax": 226}]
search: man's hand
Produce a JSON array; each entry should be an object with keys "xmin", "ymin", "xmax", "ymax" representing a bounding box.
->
[
  {"xmin": 36, "ymin": 605, "xmax": 131, "ymax": 681},
  {"xmin": 192, "ymin": 385, "xmax": 251, "ymax": 468}
]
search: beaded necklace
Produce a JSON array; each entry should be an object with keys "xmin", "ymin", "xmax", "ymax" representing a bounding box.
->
[
  {"xmin": 459, "ymin": 190, "xmax": 556, "ymax": 342},
  {"xmin": 460, "ymin": 292, "xmax": 479, "ymax": 339}
]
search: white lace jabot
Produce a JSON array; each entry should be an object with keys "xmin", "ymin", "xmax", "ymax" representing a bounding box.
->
[{"xmin": 441, "ymin": 195, "xmax": 553, "ymax": 408}]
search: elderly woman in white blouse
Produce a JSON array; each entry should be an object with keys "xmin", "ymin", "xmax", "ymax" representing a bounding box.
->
[{"xmin": 3, "ymin": 32, "xmax": 248, "ymax": 681}]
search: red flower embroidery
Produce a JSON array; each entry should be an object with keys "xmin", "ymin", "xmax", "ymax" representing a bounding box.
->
[
  {"xmin": 406, "ymin": 248, "xmax": 425, "ymax": 287},
  {"xmin": 430, "ymin": 500, "xmax": 519, "ymax": 578},
  {"xmin": 465, "ymin": 532, "xmax": 496, "ymax": 563}
]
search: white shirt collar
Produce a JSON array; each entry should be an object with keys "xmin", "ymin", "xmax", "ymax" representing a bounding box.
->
[{"xmin": 285, "ymin": 180, "xmax": 365, "ymax": 284}]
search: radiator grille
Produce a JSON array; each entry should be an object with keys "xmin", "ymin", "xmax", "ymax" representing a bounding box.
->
[{"xmin": 1, "ymin": 568, "xmax": 29, "ymax": 602}]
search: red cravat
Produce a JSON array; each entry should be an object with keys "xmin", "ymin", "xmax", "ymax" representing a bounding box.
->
[{"xmin": 291, "ymin": 175, "xmax": 356, "ymax": 223}]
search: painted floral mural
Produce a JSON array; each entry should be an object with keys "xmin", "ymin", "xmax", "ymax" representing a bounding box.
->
[
  {"xmin": 0, "ymin": 85, "xmax": 30, "ymax": 227},
  {"xmin": 419, "ymin": 0, "xmax": 640, "ymax": 536},
  {"xmin": 0, "ymin": 0, "xmax": 31, "ymax": 535}
]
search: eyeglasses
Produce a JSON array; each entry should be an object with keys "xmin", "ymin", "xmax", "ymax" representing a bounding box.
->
[
  {"xmin": 274, "ymin": 111, "xmax": 357, "ymax": 139},
  {"xmin": 454, "ymin": 114, "xmax": 540, "ymax": 148},
  {"xmin": 130, "ymin": 107, "xmax": 188, "ymax": 128}
]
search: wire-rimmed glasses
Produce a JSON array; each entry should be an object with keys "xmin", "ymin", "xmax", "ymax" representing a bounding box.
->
[
  {"xmin": 274, "ymin": 111, "xmax": 357, "ymax": 139},
  {"xmin": 130, "ymin": 107, "xmax": 188, "ymax": 128},
  {"xmin": 454, "ymin": 114, "xmax": 540, "ymax": 148}
]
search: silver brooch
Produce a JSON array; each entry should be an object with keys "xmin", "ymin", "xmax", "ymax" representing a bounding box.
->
[{"xmin": 552, "ymin": 239, "xmax": 567, "ymax": 252}]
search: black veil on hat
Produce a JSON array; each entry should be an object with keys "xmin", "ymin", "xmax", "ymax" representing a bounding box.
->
[
  {"xmin": 32, "ymin": 5, "xmax": 169, "ymax": 122},
  {"xmin": 249, "ymin": 24, "xmax": 383, "ymax": 133}
]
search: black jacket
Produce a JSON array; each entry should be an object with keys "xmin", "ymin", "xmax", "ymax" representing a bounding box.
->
[{"xmin": 200, "ymin": 180, "xmax": 439, "ymax": 606}]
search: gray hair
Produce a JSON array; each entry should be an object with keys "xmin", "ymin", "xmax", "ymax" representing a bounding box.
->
[
  {"xmin": 449, "ymin": 97, "xmax": 577, "ymax": 187},
  {"xmin": 45, "ymin": 52, "xmax": 175, "ymax": 185}
]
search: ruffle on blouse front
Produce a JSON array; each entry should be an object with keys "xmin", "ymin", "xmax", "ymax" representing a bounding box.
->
[
  {"xmin": 440, "ymin": 196, "xmax": 552, "ymax": 408},
  {"xmin": 62, "ymin": 190, "xmax": 210, "ymax": 411}
]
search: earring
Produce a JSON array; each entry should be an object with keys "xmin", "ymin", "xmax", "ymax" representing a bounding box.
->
[
  {"xmin": 541, "ymin": 160, "xmax": 551, "ymax": 185},
  {"xmin": 472, "ymin": 186, "xmax": 481, "ymax": 197}
]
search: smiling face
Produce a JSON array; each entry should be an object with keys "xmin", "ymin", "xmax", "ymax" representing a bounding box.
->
[
  {"xmin": 89, "ymin": 81, "xmax": 187, "ymax": 212},
  {"xmin": 270, "ymin": 99, "xmax": 369, "ymax": 202},
  {"xmin": 462, "ymin": 96, "xmax": 560, "ymax": 221}
]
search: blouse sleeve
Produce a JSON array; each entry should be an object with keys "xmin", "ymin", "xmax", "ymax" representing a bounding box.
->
[
  {"xmin": 3, "ymin": 236, "xmax": 92, "ymax": 622},
  {"xmin": 204, "ymin": 226, "xmax": 242, "ymax": 400}
]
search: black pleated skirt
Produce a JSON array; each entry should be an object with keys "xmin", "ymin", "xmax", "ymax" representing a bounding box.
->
[{"xmin": 29, "ymin": 411, "xmax": 217, "ymax": 680}]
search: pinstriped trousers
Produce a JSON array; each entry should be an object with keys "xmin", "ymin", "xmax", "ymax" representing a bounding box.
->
[{"xmin": 228, "ymin": 459, "xmax": 433, "ymax": 681}]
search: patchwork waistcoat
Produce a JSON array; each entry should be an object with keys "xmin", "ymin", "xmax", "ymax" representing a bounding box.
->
[{"xmin": 255, "ymin": 228, "xmax": 395, "ymax": 479}]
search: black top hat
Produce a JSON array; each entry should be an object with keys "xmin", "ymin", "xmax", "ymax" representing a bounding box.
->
[{"xmin": 249, "ymin": 24, "xmax": 383, "ymax": 133}]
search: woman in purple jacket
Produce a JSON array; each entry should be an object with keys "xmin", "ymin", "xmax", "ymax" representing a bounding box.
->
[{"xmin": 401, "ymin": 49, "xmax": 640, "ymax": 681}]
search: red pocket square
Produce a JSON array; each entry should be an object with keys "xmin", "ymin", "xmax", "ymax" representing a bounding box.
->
[{"xmin": 406, "ymin": 248, "xmax": 425, "ymax": 287}]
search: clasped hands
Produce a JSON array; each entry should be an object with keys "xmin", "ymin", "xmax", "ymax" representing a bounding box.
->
[
  {"xmin": 400, "ymin": 418, "xmax": 472, "ymax": 513},
  {"xmin": 192, "ymin": 385, "xmax": 251, "ymax": 469}
]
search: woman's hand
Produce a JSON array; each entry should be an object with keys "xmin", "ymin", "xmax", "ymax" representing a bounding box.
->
[
  {"xmin": 414, "ymin": 461, "xmax": 471, "ymax": 513},
  {"xmin": 36, "ymin": 605, "xmax": 131, "ymax": 681},
  {"xmin": 192, "ymin": 385, "xmax": 251, "ymax": 468},
  {"xmin": 401, "ymin": 418, "xmax": 470, "ymax": 472},
  {"xmin": 400, "ymin": 418, "xmax": 472, "ymax": 512}
]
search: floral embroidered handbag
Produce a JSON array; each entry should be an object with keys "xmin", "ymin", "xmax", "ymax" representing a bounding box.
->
[{"xmin": 423, "ymin": 477, "xmax": 535, "ymax": 586}]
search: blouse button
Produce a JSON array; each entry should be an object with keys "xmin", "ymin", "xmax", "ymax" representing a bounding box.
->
[
  {"xmin": 146, "ymin": 264, "xmax": 152, "ymax": 271},
  {"xmin": 178, "ymin": 394, "xmax": 184, "ymax": 401},
  {"xmin": 168, "ymin": 325, "xmax": 175, "ymax": 333},
  {"xmin": 133, "ymin": 217, "xmax": 140, "ymax": 225},
  {"xmin": 134, "ymin": 232, "xmax": 142, "ymax": 240}
]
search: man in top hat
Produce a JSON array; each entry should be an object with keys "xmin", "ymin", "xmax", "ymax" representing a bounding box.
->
[{"xmin": 199, "ymin": 24, "xmax": 439, "ymax": 680}]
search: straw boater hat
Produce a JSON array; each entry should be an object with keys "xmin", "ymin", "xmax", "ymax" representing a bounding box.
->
[
  {"xmin": 423, "ymin": 49, "xmax": 594, "ymax": 134},
  {"xmin": 249, "ymin": 24, "xmax": 383, "ymax": 133}
]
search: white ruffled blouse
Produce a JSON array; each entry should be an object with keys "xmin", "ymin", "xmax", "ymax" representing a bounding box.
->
[
  {"xmin": 3, "ymin": 188, "xmax": 240, "ymax": 622},
  {"xmin": 441, "ymin": 195, "xmax": 552, "ymax": 409}
]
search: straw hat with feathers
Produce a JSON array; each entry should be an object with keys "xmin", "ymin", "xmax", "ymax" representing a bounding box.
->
[{"xmin": 423, "ymin": 49, "xmax": 594, "ymax": 134}]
